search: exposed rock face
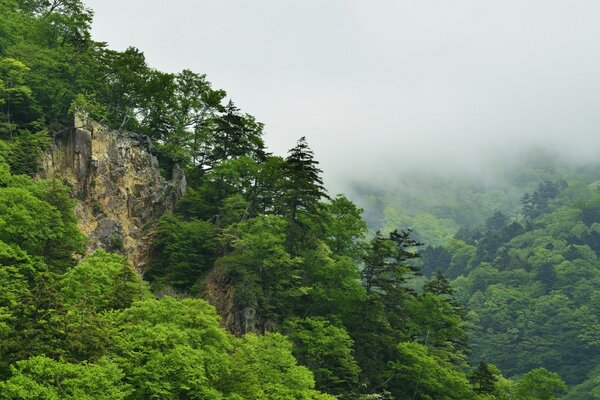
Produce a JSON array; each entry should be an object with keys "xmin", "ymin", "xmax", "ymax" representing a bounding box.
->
[{"xmin": 39, "ymin": 115, "xmax": 186, "ymax": 268}]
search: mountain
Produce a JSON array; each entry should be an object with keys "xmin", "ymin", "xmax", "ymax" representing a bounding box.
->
[
  {"xmin": 350, "ymin": 156, "xmax": 600, "ymax": 398},
  {"xmin": 0, "ymin": 0, "xmax": 587, "ymax": 398}
]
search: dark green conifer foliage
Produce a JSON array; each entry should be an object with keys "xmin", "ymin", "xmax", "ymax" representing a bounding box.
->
[
  {"xmin": 279, "ymin": 137, "xmax": 328, "ymax": 254},
  {"xmin": 0, "ymin": 2, "xmax": 589, "ymax": 398},
  {"xmin": 470, "ymin": 361, "xmax": 498, "ymax": 394}
]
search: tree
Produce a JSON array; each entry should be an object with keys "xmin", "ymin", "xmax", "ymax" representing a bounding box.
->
[
  {"xmin": 0, "ymin": 178, "xmax": 85, "ymax": 271},
  {"xmin": 279, "ymin": 137, "xmax": 328, "ymax": 254},
  {"xmin": 226, "ymin": 332, "xmax": 335, "ymax": 400},
  {"xmin": 512, "ymin": 368, "xmax": 567, "ymax": 400},
  {"xmin": 0, "ymin": 356, "xmax": 130, "ymax": 399},
  {"xmin": 470, "ymin": 362, "xmax": 498, "ymax": 395},
  {"xmin": 322, "ymin": 195, "xmax": 368, "ymax": 261},
  {"xmin": 409, "ymin": 273, "xmax": 469, "ymax": 363},
  {"xmin": 210, "ymin": 215, "xmax": 300, "ymax": 333},
  {"xmin": 485, "ymin": 210, "xmax": 508, "ymax": 232},
  {"xmin": 279, "ymin": 317, "xmax": 360, "ymax": 395},
  {"xmin": 61, "ymin": 250, "xmax": 147, "ymax": 312},
  {"xmin": 355, "ymin": 230, "xmax": 421, "ymax": 390},
  {"xmin": 0, "ymin": 58, "xmax": 34, "ymax": 135},
  {"xmin": 107, "ymin": 297, "xmax": 232, "ymax": 399},
  {"xmin": 387, "ymin": 341, "xmax": 474, "ymax": 400},
  {"xmin": 420, "ymin": 245, "xmax": 452, "ymax": 276},
  {"xmin": 360, "ymin": 230, "xmax": 420, "ymax": 327},
  {"xmin": 146, "ymin": 215, "xmax": 216, "ymax": 293},
  {"xmin": 197, "ymin": 100, "xmax": 265, "ymax": 171}
]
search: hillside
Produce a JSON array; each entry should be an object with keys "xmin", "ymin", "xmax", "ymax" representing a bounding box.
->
[
  {"xmin": 0, "ymin": 1, "xmax": 588, "ymax": 399},
  {"xmin": 351, "ymin": 158, "xmax": 600, "ymax": 399}
]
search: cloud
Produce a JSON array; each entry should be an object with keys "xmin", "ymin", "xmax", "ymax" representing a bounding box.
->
[{"xmin": 85, "ymin": 0, "xmax": 600, "ymax": 191}]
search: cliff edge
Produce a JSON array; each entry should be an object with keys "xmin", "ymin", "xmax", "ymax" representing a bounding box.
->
[{"xmin": 39, "ymin": 114, "xmax": 186, "ymax": 268}]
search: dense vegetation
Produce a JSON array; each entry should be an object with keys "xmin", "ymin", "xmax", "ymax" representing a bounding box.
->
[
  {"xmin": 0, "ymin": 0, "xmax": 590, "ymax": 398},
  {"xmin": 354, "ymin": 162, "xmax": 600, "ymax": 399}
]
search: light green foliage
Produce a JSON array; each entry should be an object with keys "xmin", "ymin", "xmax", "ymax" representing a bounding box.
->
[
  {"xmin": 0, "ymin": 356, "xmax": 130, "ymax": 399},
  {"xmin": 61, "ymin": 250, "xmax": 147, "ymax": 312},
  {"xmin": 388, "ymin": 341, "xmax": 474, "ymax": 400},
  {"xmin": 322, "ymin": 195, "xmax": 368, "ymax": 261},
  {"xmin": 227, "ymin": 332, "xmax": 335, "ymax": 400},
  {"xmin": 69, "ymin": 93, "xmax": 108, "ymax": 123},
  {"xmin": 0, "ymin": 57, "xmax": 33, "ymax": 135},
  {"xmin": 215, "ymin": 215, "xmax": 300, "ymax": 329},
  {"xmin": 406, "ymin": 291, "xmax": 468, "ymax": 364},
  {"xmin": 0, "ymin": 172, "xmax": 84, "ymax": 271},
  {"xmin": 108, "ymin": 297, "xmax": 232, "ymax": 399},
  {"xmin": 279, "ymin": 317, "xmax": 360, "ymax": 394},
  {"xmin": 512, "ymin": 368, "xmax": 567, "ymax": 400},
  {"xmin": 0, "ymin": 241, "xmax": 40, "ymax": 344},
  {"xmin": 105, "ymin": 297, "xmax": 333, "ymax": 399},
  {"xmin": 298, "ymin": 245, "xmax": 366, "ymax": 325},
  {"xmin": 0, "ymin": 187, "xmax": 62, "ymax": 253}
]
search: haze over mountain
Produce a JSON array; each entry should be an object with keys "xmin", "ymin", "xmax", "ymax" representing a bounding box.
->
[
  {"xmin": 86, "ymin": 0, "xmax": 600, "ymax": 190},
  {"xmin": 3, "ymin": 1, "xmax": 600, "ymax": 397}
]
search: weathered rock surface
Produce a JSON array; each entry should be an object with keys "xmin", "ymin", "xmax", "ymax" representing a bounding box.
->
[{"xmin": 39, "ymin": 115, "xmax": 186, "ymax": 268}]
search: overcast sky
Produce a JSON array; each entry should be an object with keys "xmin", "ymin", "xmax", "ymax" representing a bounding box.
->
[{"xmin": 85, "ymin": 0, "xmax": 600, "ymax": 190}]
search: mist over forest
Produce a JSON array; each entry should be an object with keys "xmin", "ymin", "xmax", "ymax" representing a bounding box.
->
[
  {"xmin": 0, "ymin": 0, "xmax": 599, "ymax": 399},
  {"xmin": 86, "ymin": 0, "xmax": 600, "ymax": 192}
]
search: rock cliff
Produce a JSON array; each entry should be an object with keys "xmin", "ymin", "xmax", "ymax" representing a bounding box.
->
[{"xmin": 39, "ymin": 114, "xmax": 186, "ymax": 268}]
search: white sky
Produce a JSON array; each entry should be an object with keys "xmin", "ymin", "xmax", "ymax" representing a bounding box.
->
[{"xmin": 85, "ymin": 0, "xmax": 600, "ymax": 190}]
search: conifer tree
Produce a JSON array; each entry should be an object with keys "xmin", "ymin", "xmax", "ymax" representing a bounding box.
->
[
  {"xmin": 279, "ymin": 137, "xmax": 328, "ymax": 254},
  {"xmin": 470, "ymin": 361, "xmax": 498, "ymax": 395}
]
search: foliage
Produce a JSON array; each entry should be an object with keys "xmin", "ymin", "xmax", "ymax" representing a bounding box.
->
[
  {"xmin": 0, "ymin": 2, "xmax": 590, "ymax": 398},
  {"xmin": 0, "ymin": 356, "xmax": 130, "ymax": 400}
]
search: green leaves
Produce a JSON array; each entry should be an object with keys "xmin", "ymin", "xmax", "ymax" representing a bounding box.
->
[
  {"xmin": 0, "ymin": 356, "xmax": 130, "ymax": 400},
  {"xmin": 108, "ymin": 297, "xmax": 231, "ymax": 399},
  {"xmin": 0, "ymin": 58, "xmax": 33, "ymax": 134},
  {"xmin": 146, "ymin": 215, "xmax": 216, "ymax": 292},
  {"xmin": 512, "ymin": 368, "xmax": 567, "ymax": 400},
  {"xmin": 60, "ymin": 250, "xmax": 147, "ymax": 312},
  {"xmin": 227, "ymin": 332, "xmax": 334, "ymax": 400},
  {"xmin": 388, "ymin": 341, "xmax": 473, "ymax": 400},
  {"xmin": 279, "ymin": 317, "xmax": 360, "ymax": 395}
]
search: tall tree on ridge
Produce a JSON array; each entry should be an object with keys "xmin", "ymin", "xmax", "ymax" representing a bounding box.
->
[{"xmin": 279, "ymin": 136, "xmax": 328, "ymax": 255}]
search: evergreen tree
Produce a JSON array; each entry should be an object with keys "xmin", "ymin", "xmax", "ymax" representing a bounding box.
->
[
  {"xmin": 470, "ymin": 361, "xmax": 498, "ymax": 394},
  {"xmin": 279, "ymin": 137, "xmax": 328, "ymax": 254}
]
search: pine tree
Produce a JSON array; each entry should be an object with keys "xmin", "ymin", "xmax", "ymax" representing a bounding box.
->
[
  {"xmin": 207, "ymin": 101, "xmax": 266, "ymax": 166},
  {"xmin": 470, "ymin": 362, "xmax": 498, "ymax": 395},
  {"xmin": 279, "ymin": 137, "xmax": 328, "ymax": 254}
]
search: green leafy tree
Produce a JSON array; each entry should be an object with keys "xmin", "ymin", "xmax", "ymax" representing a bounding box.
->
[
  {"xmin": 107, "ymin": 297, "xmax": 232, "ymax": 399},
  {"xmin": 197, "ymin": 100, "xmax": 265, "ymax": 171},
  {"xmin": 226, "ymin": 332, "xmax": 335, "ymax": 400},
  {"xmin": 227, "ymin": 333, "xmax": 333, "ymax": 400},
  {"xmin": 512, "ymin": 368, "xmax": 567, "ymax": 400},
  {"xmin": 146, "ymin": 215, "xmax": 216, "ymax": 293},
  {"xmin": 0, "ymin": 356, "xmax": 130, "ymax": 400},
  {"xmin": 279, "ymin": 317, "xmax": 360, "ymax": 395},
  {"xmin": 61, "ymin": 250, "xmax": 147, "ymax": 312},
  {"xmin": 210, "ymin": 215, "xmax": 300, "ymax": 333},
  {"xmin": 387, "ymin": 341, "xmax": 474, "ymax": 400},
  {"xmin": 0, "ymin": 58, "xmax": 34, "ymax": 135},
  {"xmin": 322, "ymin": 194, "xmax": 368, "ymax": 261},
  {"xmin": 470, "ymin": 362, "xmax": 498, "ymax": 395},
  {"xmin": 354, "ymin": 230, "xmax": 421, "ymax": 390},
  {"xmin": 279, "ymin": 137, "xmax": 328, "ymax": 254}
]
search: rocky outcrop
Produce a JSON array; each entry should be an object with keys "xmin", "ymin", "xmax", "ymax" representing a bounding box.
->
[{"xmin": 39, "ymin": 114, "xmax": 186, "ymax": 268}]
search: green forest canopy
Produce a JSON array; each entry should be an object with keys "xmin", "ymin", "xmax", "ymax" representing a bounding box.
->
[{"xmin": 0, "ymin": 0, "xmax": 595, "ymax": 398}]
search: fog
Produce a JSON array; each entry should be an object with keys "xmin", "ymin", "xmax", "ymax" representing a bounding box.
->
[{"xmin": 85, "ymin": 0, "xmax": 600, "ymax": 192}]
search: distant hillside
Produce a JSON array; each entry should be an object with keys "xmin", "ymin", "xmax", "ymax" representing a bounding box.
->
[{"xmin": 351, "ymin": 155, "xmax": 600, "ymax": 398}]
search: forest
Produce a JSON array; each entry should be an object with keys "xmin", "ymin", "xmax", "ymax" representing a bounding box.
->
[{"xmin": 0, "ymin": 0, "xmax": 596, "ymax": 399}]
